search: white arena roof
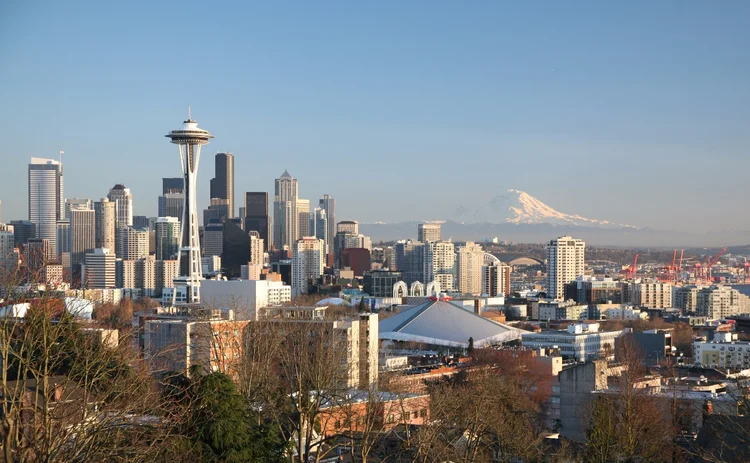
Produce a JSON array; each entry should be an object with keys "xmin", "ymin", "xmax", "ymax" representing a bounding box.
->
[{"xmin": 379, "ymin": 299, "xmax": 526, "ymax": 348}]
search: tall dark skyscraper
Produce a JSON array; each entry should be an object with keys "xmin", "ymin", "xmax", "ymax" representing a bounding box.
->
[
  {"xmin": 209, "ymin": 152, "xmax": 234, "ymax": 218},
  {"xmin": 162, "ymin": 177, "xmax": 184, "ymax": 194},
  {"xmin": 319, "ymin": 194, "xmax": 336, "ymax": 253},
  {"xmin": 244, "ymin": 192, "xmax": 270, "ymax": 251}
]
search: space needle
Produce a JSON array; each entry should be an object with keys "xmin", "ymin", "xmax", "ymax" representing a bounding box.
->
[{"xmin": 165, "ymin": 110, "xmax": 213, "ymax": 306}]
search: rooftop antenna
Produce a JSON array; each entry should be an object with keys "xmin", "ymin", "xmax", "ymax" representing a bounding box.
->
[
  {"xmin": 59, "ymin": 149, "xmax": 64, "ymax": 164},
  {"xmin": 188, "ymin": 105, "xmax": 192, "ymax": 121}
]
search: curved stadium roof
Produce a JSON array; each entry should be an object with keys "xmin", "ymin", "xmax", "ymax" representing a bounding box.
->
[{"xmin": 379, "ymin": 300, "xmax": 526, "ymax": 348}]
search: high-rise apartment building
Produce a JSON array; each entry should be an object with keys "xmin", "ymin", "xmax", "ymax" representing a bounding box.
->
[
  {"xmin": 155, "ymin": 217, "xmax": 180, "ymax": 261},
  {"xmin": 0, "ymin": 223, "xmax": 16, "ymax": 275},
  {"xmin": 318, "ymin": 195, "xmax": 335, "ymax": 253},
  {"xmin": 425, "ymin": 240, "xmax": 455, "ymax": 292},
  {"xmin": 94, "ymin": 198, "xmax": 116, "ymax": 252},
  {"xmin": 696, "ymin": 285, "xmax": 750, "ymax": 320},
  {"xmin": 297, "ymin": 199, "xmax": 310, "ymax": 238},
  {"xmin": 456, "ymin": 241, "xmax": 484, "ymax": 296},
  {"xmin": 546, "ymin": 236, "xmax": 585, "ymax": 300},
  {"xmin": 273, "ymin": 170, "xmax": 299, "ymax": 250},
  {"xmin": 83, "ymin": 248, "xmax": 116, "ymax": 289},
  {"xmin": 209, "ymin": 152, "xmax": 234, "ymax": 218},
  {"xmin": 482, "ymin": 262, "xmax": 511, "ymax": 297},
  {"xmin": 292, "ymin": 237, "xmax": 324, "ymax": 297},
  {"xmin": 630, "ymin": 282, "xmax": 673, "ymax": 309},
  {"xmin": 249, "ymin": 231, "xmax": 264, "ymax": 265},
  {"xmin": 244, "ymin": 192, "xmax": 270, "ymax": 252},
  {"xmin": 65, "ymin": 198, "xmax": 93, "ymax": 218},
  {"xmin": 418, "ymin": 223, "xmax": 441, "ymax": 243},
  {"xmin": 107, "ymin": 184, "xmax": 133, "ymax": 257},
  {"xmin": 337, "ymin": 220, "xmax": 358, "ymax": 235},
  {"xmin": 69, "ymin": 208, "xmax": 96, "ymax": 281},
  {"xmin": 119, "ymin": 226, "xmax": 149, "ymax": 261},
  {"xmin": 28, "ymin": 157, "xmax": 64, "ymax": 259}
]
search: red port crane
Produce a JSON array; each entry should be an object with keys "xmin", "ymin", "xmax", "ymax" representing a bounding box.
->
[
  {"xmin": 706, "ymin": 247, "xmax": 727, "ymax": 283},
  {"xmin": 677, "ymin": 249, "xmax": 684, "ymax": 283},
  {"xmin": 625, "ymin": 253, "xmax": 639, "ymax": 279}
]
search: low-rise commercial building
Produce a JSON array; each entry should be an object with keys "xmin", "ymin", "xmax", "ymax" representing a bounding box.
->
[{"xmin": 522, "ymin": 323, "xmax": 625, "ymax": 362}]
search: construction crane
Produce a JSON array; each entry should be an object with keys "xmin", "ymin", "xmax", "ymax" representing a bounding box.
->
[
  {"xmin": 677, "ymin": 249, "xmax": 684, "ymax": 283},
  {"xmin": 706, "ymin": 247, "xmax": 728, "ymax": 283},
  {"xmin": 625, "ymin": 253, "xmax": 639, "ymax": 279}
]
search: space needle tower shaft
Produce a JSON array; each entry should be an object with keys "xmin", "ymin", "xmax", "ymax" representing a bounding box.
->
[{"xmin": 165, "ymin": 112, "xmax": 213, "ymax": 306}]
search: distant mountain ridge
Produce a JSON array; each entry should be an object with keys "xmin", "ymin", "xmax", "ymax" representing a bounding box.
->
[
  {"xmin": 358, "ymin": 189, "xmax": 750, "ymax": 247},
  {"xmin": 450, "ymin": 189, "xmax": 637, "ymax": 229}
]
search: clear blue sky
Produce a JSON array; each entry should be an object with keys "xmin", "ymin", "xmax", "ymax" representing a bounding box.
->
[{"xmin": 1, "ymin": 1, "xmax": 748, "ymax": 232}]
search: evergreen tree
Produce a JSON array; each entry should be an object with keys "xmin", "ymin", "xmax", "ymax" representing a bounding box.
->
[
  {"xmin": 358, "ymin": 297, "xmax": 368, "ymax": 312},
  {"xmin": 467, "ymin": 337, "xmax": 474, "ymax": 355}
]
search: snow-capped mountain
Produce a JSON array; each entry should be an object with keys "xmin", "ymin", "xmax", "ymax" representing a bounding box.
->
[{"xmin": 452, "ymin": 189, "xmax": 637, "ymax": 229}]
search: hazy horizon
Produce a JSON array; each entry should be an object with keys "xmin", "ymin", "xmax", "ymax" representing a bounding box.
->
[{"xmin": 1, "ymin": 1, "xmax": 748, "ymax": 233}]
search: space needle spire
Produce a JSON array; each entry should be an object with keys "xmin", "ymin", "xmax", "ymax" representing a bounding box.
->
[{"xmin": 165, "ymin": 112, "xmax": 213, "ymax": 306}]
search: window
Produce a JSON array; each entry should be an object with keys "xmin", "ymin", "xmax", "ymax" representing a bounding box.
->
[
  {"xmin": 387, "ymin": 414, "xmax": 395, "ymax": 423},
  {"xmin": 420, "ymin": 409, "xmax": 427, "ymax": 418}
]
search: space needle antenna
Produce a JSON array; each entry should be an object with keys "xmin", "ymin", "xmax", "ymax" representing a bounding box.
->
[{"xmin": 188, "ymin": 105, "xmax": 192, "ymax": 120}]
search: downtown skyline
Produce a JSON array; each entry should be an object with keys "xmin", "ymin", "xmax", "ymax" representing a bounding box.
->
[{"xmin": 1, "ymin": 1, "xmax": 749, "ymax": 233}]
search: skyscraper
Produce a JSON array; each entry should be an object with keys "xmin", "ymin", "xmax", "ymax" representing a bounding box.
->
[
  {"xmin": 209, "ymin": 152, "xmax": 234, "ymax": 218},
  {"xmin": 456, "ymin": 241, "xmax": 484, "ymax": 296},
  {"xmin": 297, "ymin": 199, "xmax": 310, "ymax": 238},
  {"xmin": 155, "ymin": 217, "xmax": 180, "ymax": 260},
  {"xmin": 94, "ymin": 198, "xmax": 116, "ymax": 252},
  {"xmin": 162, "ymin": 177, "xmax": 184, "ymax": 194},
  {"xmin": 28, "ymin": 157, "xmax": 64, "ymax": 259},
  {"xmin": 292, "ymin": 237, "xmax": 324, "ymax": 297},
  {"xmin": 158, "ymin": 192, "xmax": 184, "ymax": 219},
  {"xmin": 249, "ymin": 231, "xmax": 264, "ymax": 266},
  {"xmin": 311, "ymin": 208, "xmax": 327, "ymax": 246},
  {"xmin": 418, "ymin": 223, "xmax": 441, "ymax": 243},
  {"xmin": 55, "ymin": 220, "xmax": 70, "ymax": 259},
  {"xmin": 337, "ymin": 221, "xmax": 358, "ymax": 235},
  {"xmin": 9, "ymin": 220, "xmax": 35, "ymax": 249},
  {"xmin": 546, "ymin": 236, "xmax": 585, "ymax": 300},
  {"xmin": 69, "ymin": 208, "xmax": 95, "ymax": 283},
  {"xmin": 119, "ymin": 226, "xmax": 149, "ymax": 261},
  {"xmin": 244, "ymin": 192, "xmax": 270, "ymax": 252},
  {"xmin": 273, "ymin": 170, "xmax": 298, "ymax": 250},
  {"xmin": 425, "ymin": 240, "xmax": 455, "ymax": 291},
  {"xmin": 65, "ymin": 198, "xmax": 93, "ymax": 218},
  {"xmin": 319, "ymin": 194, "xmax": 336, "ymax": 253},
  {"xmin": 166, "ymin": 115, "xmax": 213, "ymax": 306},
  {"xmin": 108, "ymin": 184, "xmax": 133, "ymax": 257}
]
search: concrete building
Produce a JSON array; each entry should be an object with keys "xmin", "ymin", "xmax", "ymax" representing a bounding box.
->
[
  {"xmin": 456, "ymin": 241, "xmax": 484, "ymax": 296},
  {"xmin": 696, "ymin": 285, "xmax": 750, "ymax": 320},
  {"xmin": 65, "ymin": 198, "xmax": 93, "ymax": 217},
  {"xmin": 363, "ymin": 270, "xmax": 403, "ymax": 297},
  {"xmin": 28, "ymin": 157, "xmax": 64, "ymax": 259},
  {"xmin": 249, "ymin": 232, "xmax": 264, "ymax": 265},
  {"xmin": 342, "ymin": 248, "xmax": 371, "ymax": 277},
  {"xmin": 630, "ymin": 281, "xmax": 673, "ymax": 308},
  {"xmin": 417, "ymin": 223, "xmax": 441, "ymax": 243},
  {"xmin": 273, "ymin": 170, "xmax": 299, "ymax": 250},
  {"xmin": 143, "ymin": 318, "xmax": 249, "ymax": 378},
  {"xmin": 425, "ymin": 240, "xmax": 455, "ymax": 292},
  {"xmin": 546, "ymin": 236, "xmax": 585, "ymax": 300},
  {"xmin": 0, "ymin": 223, "xmax": 16, "ymax": 275},
  {"xmin": 482, "ymin": 262, "xmax": 510, "ymax": 297},
  {"xmin": 155, "ymin": 217, "xmax": 180, "ymax": 261},
  {"xmin": 297, "ymin": 198, "xmax": 310, "ymax": 239},
  {"xmin": 25, "ymin": 238, "xmax": 49, "ymax": 277},
  {"xmin": 694, "ymin": 332, "xmax": 750, "ymax": 368},
  {"xmin": 209, "ymin": 152, "xmax": 234, "ymax": 218},
  {"xmin": 631, "ymin": 328, "xmax": 674, "ymax": 365},
  {"xmin": 55, "ymin": 219, "xmax": 70, "ymax": 259},
  {"xmin": 69, "ymin": 208, "xmax": 95, "ymax": 279},
  {"xmin": 292, "ymin": 237, "xmax": 325, "ymax": 297},
  {"xmin": 569, "ymin": 276, "xmax": 621, "ymax": 304},
  {"xmin": 82, "ymin": 248, "xmax": 116, "ymax": 289},
  {"xmin": 318, "ymin": 194, "xmax": 335, "ymax": 253},
  {"xmin": 107, "ymin": 184, "xmax": 133, "ymax": 257},
  {"xmin": 118, "ymin": 256, "xmax": 177, "ymax": 298},
  {"xmin": 201, "ymin": 255, "xmax": 221, "ymax": 274},
  {"xmin": 200, "ymin": 279, "xmax": 292, "ymax": 319},
  {"xmin": 522, "ymin": 323, "xmax": 625, "ymax": 361},
  {"xmin": 673, "ymin": 285, "xmax": 703, "ymax": 312},
  {"xmin": 119, "ymin": 226, "xmax": 149, "ymax": 261},
  {"xmin": 94, "ymin": 198, "xmax": 116, "ymax": 252},
  {"xmin": 336, "ymin": 220, "xmax": 358, "ymax": 235}
]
